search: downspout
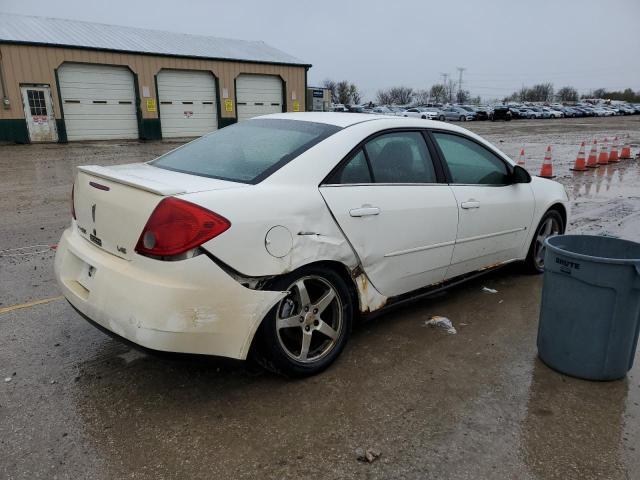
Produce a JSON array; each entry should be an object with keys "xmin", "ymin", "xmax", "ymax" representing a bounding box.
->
[{"xmin": 0, "ymin": 47, "xmax": 10, "ymax": 109}]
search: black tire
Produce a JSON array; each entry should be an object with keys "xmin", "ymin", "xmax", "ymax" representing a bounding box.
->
[
  {"xmin": 439, "ymin": 115, "xmax": 445, "ymax": 121},
  {"xmin": 460, "ymin": 116, "xmax": 466, "ymax": 122},
  {"xmin": 523, "ymin": 210, "xmax": 565, "ymax": 274},
  {"xmin": 253, "ymin": 265, "xmax": 353, "ymax": 377},
  {"xmin": 421, "ymin": 115, "xmax": 426, "ymax": 119}
]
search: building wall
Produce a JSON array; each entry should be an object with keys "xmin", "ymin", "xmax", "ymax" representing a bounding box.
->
[{"xmin": 0, "ymin": 43, "xmax": 307, "ymax": 142}]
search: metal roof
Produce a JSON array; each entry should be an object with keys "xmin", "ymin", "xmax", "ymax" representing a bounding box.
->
[{"xmin": 0, "ymin": 13, "xmax": 309, "ymax": 67}]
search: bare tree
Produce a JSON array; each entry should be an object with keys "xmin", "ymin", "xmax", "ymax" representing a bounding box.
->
[
  {"xmin": 349, "ymin": 84, "xmax": 361, "ymax": 105},
  {"xmin": 376, "ymin": 89, "xmax": 393, "ymax": 105},
  {"xmin": 456, "ymin": 89, "xmax": 471, "ymax": 104},
  {"xmin": 592, "ymin": 88, "xmax": 607, "ymax": 99},
  {"xmin": 557, "ymin": 86, "xmax": 578, "ymax": 102},
  {"xmin": 322, "ymin": 79, "xmax": 337, "ymax": 104},
  {"xmin": 413, "ymin": 89, "xmax": 431, "ymax": 105},
  {"xmin": 336, "ymin": 80, "xmax": 351, "ymax": 105},
  {"xmin": 429, "ymin": 84, "xmax": 447, "ymax": 104},
  {"xmin": 389, "ymin": 86, "xmax": 414, "ymax": 105}
]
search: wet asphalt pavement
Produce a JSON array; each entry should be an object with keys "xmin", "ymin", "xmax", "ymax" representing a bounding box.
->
[{"xmin": 1, "ymin": 115, "xmax": 639, "ymax": 479}]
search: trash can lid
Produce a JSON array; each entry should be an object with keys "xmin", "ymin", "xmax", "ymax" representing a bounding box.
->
[{"xmin": 546, "ymin": 235, "xmax": 640, "ymax": 266}]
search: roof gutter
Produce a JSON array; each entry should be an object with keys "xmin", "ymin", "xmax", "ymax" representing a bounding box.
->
[{"xmin": 0, "ymin": 47, "xmax": 9, "ymax": 109}]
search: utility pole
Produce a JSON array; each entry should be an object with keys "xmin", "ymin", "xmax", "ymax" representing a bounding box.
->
[
  {"xmin": 440, "ymin": 73, "xmax": 450, "ymax": 103},
  {"xmin": 456, "ymin": 67, "xmax": 466, "ymax": 103}
]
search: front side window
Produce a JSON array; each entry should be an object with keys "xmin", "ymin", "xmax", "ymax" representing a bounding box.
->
[
  {"xmin": 152, "ymin": 119, "xmax": 340, "ymax": 184},
  {"xmin": 365, "ymin": 131, "xmax": 437, "ymax": 183},
  {"xmin": 432, "ymin": 132, "xmax": 509, "ymax": 185}
]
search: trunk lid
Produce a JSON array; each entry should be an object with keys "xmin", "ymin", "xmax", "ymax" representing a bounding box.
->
[{"xmin": 74, "ymin": 163, "xmax": 245, "ymax": 260}]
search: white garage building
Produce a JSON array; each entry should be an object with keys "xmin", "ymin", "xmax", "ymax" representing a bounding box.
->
[{"xmin": 0, "ymin": 13, "xmax": 310, "ymax": 143}]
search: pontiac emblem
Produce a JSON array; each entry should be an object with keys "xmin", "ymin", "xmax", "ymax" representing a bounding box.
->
[{"xmin": 91, "ymin": 204, "xmax": 96, "ymax": 223}]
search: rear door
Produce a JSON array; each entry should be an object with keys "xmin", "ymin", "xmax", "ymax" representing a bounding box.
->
[
  {"xmin": 320, "ymin": 130, "xmax": 459, "ymax": 297},
  {"xmin": 430, "ymin": 131, "xmax": 534, "ymax": 279}
]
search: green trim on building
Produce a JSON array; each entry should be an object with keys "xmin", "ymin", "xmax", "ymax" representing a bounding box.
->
[
  {"xmin": 140, "ymin": 119, "xmax": 162, "ymax": 140},
  {"xmin": 0, "ymin": 119, "xmax": 29, "ymax": 143},
  {"xmin": 219, "ymin": 117, "xmax": 236, "ymax": 128},
  {"xmin": 55, "ymin": 119, "xmax": 68, "ymax": 143}
]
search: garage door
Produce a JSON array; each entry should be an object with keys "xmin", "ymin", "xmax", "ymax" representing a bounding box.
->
[
  {"xmin": 236, "ymin": 75, "xmax": 283, "ymax": 122},
  {"xmin": 58, "ymin": 64, "xmax": 138, "ymax": 141},
  {"xmin": 157, "ymin": 70, "xmax": 218, "ymax": 138}
]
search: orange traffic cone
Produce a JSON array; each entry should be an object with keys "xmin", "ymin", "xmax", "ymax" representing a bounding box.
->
[
  {"xmin": 517, "ymin": 147, "xmax": 526, "ymax": 167},
  {"xmin": 598, "ymin": 138, "xmax": 609, "ymax": 165},
  {"xmin": 539, "ymin": 145, "xmax": 555, "ymax": 178},
  {"xmin": 587, "ymin": 139, "xmax": 599, "ymax": 168},
  {"xmin": 620, "ymin": 134, "xmax": 632, "ymax": 160},
  {"xmin": 570, "ymin": 141, "xmax": 588, "ymax": 171},
  {"xmin": 609, "ymin": 136, "xmax": 619, "ymax": 163}
]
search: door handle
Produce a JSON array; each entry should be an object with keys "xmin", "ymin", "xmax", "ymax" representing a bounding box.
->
[
  {"xmin": 349, "ymin": 206, "xmax": 380, "ymax": 217},
  {"xmin": 460, "ymin": 201, "xmax": 480, "ymax": 209}
]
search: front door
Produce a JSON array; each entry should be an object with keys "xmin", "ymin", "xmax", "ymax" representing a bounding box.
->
[
  {"xmin": 21, "ymin": 86, "xmax": 58, "ymax": 143},
  {"xmin": 320, "ymin": 130, "xmax": 459, "ymax": 297},
  {"xmin": 431, "ymin": 131, "xmax": 535, "ymax": 279}
]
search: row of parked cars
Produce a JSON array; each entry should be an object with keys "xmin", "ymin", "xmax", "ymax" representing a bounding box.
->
[{"xmin": 332, "ymin": 102, "xmax": 640, "ymax": 122}]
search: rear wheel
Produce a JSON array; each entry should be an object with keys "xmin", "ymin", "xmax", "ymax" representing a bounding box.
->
[
  {"xmin": 253, "ymin": 266, "xmax": 353, "ymax": 377},
  {"xmin": 524, "ymin": 210, "xmax": 564, "ymax": 273},
  {"xmin": 460, "ymin": 115, "xmax": 466, "ymax": 121},
  {"xmin": 439, "ymin": 115, "xmax": 445, "ymax": 121}
]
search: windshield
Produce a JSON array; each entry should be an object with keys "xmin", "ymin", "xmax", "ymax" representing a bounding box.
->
[{"xmin": 152, "ymin": 119, "xmax": 341, "ymax": 184}]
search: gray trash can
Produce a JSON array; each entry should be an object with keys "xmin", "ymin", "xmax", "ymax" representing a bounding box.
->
[{"xmin": 537, "ymin": 235, "xmax": 640, "ymax": 380}]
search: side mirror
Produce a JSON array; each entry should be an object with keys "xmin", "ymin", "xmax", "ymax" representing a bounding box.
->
[{"xmin": 512, "ymin": 165, "xmax": 532, "ymax": 184}]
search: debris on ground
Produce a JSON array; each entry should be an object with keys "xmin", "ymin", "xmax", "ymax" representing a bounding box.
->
[
  {"xmin": 356, "ymin": 447, "xmax": 381, "ymax": 463},
  {"xmin": 424, "ymin": 316, "xmax": 457, "ymax": 334},
  {"xmin": 482, "ymin": 287, "xmax": 498, "ymax": 294},
  {"xmin": 4, "ymin": 377, "xmax": 12, "ymax": 382}
]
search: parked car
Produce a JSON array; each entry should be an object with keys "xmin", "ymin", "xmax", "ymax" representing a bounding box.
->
[
  {"xmin": 516, "ymin": 108, "xmax": 540, "ymax": 119},
  {"xmin": 439, "ymin": 106, "xmax": 476, "ymax": 121},
  {"xmin": 614, "ymin": 105, "xmax": 635, "ymax": 115},
  {"xmin": 466, "ymin": 106, "xmax": 489, "ymax": 120},
  {"xmin": 490, "ymin": 105, "xmax": 512, "ymax": 121},
  {"xmin": 332, "ymin": 104, "xmax": 348, "ymax": 112},
  {"xmin": 401, "ymin": 107, "xmax": 440, "ymax": 120},
  {"xmin": 591, "ymin": 106, "xmax": 613, "ymax": 117},
  {"xmin": 371, "ymin": 106, "xmax": 395, "ymax": 115},
  {"xmin": 54, "ymin": 113, "xmax": 569, "ymax": 376},
  {"xmin": 542, "ymin": 107, "xmax": 563, "ymax": 118},
  {"xmin": 509, "ymin": 107, "xmax": 529, "ymax": 119},
  {"xmin": 527, "ymin": 107, "xmax": 550, "ymax": 119}
]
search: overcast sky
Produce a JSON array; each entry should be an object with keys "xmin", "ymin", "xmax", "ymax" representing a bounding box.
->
[{"xmin": 1, "ymin": 0, "xmax": 638, "ymax": 101}]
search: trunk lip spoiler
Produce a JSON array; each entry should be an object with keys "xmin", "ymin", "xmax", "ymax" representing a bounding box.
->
[{"xmin": 77, "ymin": 165, "xmax": 187, "ymax": 196}]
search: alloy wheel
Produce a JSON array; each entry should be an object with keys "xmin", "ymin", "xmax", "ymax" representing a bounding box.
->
[
  {"xmin": 534, "ymin": 216, "xmax": 561, "ymax": 270},
  {"xmin": 275, "ymin": 276, "xmax": 343, "ymax": 363}
]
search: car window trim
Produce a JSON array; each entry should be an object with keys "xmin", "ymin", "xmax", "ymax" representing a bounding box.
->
[
  {"xmin": 425, "ymin": 129, "xmax": 515, "ymax": 187},
  {"xmin": 320, "ymin": 127, "xmax": 446, "ymax": 186}
]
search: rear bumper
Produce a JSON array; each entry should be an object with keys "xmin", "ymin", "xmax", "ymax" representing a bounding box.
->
[{"xmin": 54, "ymin": 226, "xmax": 285, "ymax": 359}]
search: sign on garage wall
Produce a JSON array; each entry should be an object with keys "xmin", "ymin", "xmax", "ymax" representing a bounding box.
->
[
  {"xmin": 224, "ymin": 98, "xmax": 233, "ymax": 112},
  {"xmin": 146, "ymin": 98, "xmax": 157, "ymax": 112},
  {"xmin": 293, "ymin": 100, "xmax": 300, "ymax": 112}
]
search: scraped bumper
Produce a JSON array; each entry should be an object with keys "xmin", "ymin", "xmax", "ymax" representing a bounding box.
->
[{"xmin": 54, "ymin": 226, "xmax": 285, "ymax": 359}]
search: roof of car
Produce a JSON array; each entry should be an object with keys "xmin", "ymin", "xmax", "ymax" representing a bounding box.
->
[{"xmin": 258, "ymin": 112, "xmax": 470, "ymax": 132}]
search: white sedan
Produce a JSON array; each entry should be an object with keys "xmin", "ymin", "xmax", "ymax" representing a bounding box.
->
[
  {"xmin": 401, "ymin": 107, "xmax": 441, "ymax": 120},
  {"xmin": 55, "ymin": 113, "xmax": 568, "ymax": 376}
]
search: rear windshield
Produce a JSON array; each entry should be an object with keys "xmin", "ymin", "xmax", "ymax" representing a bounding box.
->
[{"xmin": 151, "ymin": 119, "xmax": 341, "ymax": 184}]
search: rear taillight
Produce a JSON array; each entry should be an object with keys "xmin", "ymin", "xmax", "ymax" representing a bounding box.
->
[
  {"xmin": 71, "ymin": 183, "xmax": 76, "ymax": 220},
  {"xmin": 135, "ymin": 197, "xmax": 230, "ymax": 257}
]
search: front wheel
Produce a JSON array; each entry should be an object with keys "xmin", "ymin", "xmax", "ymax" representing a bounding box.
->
[
  {"xmin": 460, "ymin": 115, "xmax": 466, "ymax": 121},
  {"xmin": 253, "ymin": 266, "xmax": 353, "ymax": 377},
  {"xmin": 524, "ymin": 210, "xmax": 564, "ymax": 273},
  {"xmin": 439, "ymin": 115, "xmax": 446, "ymax": 121}
]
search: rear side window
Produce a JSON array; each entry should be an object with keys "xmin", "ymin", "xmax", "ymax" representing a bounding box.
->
[
  {"xmin": 327, "ymin": 149, "xmax": 372, "ymax": 184},
  {"xmin": 152, "ymin": 119, "xmax": 341, "ymax": 184},
  {"xmin": 433, "ymin": 132, "xmax": 509, "ymax": 185},
  {"xmin": 365, "ymin": 131, "xmax": 436, "ymax": 183}
]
